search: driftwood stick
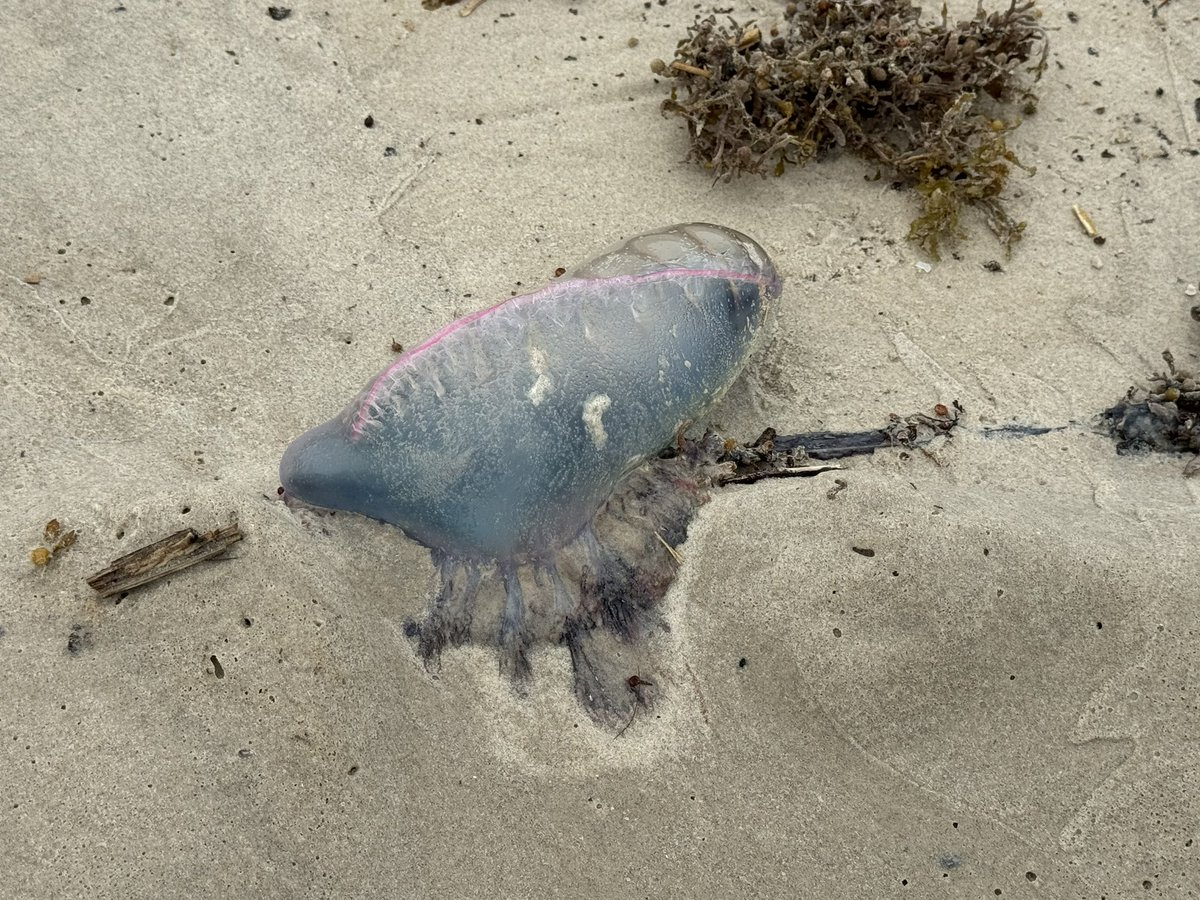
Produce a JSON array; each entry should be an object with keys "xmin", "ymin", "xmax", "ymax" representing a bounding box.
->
[{"xmin": 85, "ymin": 523, "xmax": 243, "ymax": 598}]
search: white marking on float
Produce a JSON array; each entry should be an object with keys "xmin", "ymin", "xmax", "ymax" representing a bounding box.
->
[
  {"xmin": 582, "ymin": 394, "xmax": 612, "ymax": 450},
  {"xmin": 527, "ymin": 344, "xmax": 552, "ymax": 406}
]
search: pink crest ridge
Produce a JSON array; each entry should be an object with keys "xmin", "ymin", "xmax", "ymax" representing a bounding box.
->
[{"xmin": 348, "ymin": 267, "xmax": 769, "ymax": 439}]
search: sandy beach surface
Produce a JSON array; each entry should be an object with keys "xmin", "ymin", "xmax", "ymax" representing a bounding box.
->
[{"xmin": 2, "ymin": 1, "xmax": 1198, "ymax": 897}]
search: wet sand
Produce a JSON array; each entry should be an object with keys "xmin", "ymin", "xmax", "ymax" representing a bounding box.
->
[{"xmin": 2, "ymin": 2, "xmax": 1197, "ymax": 897}]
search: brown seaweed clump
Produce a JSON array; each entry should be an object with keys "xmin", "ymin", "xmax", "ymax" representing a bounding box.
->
[
  {"xmin": 653, "ymin": 1, "xmax": 1049, "ymax": 257},
  {"xmin": 1102, "ymin": 350, "xmax": 1200, "ymax": 475}
]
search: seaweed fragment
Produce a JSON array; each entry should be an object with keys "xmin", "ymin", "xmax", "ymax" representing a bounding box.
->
[
  {"xmin": 1101, "ymin": 350, "xmax": 1200, "ymax": 472},
  {"xmin": 654, "ymin": 1, "xmax": 1048, "ymax": 257},
  {"xmin": 31, "ymin": 518, "xmax": 78, "ymax": 568}
]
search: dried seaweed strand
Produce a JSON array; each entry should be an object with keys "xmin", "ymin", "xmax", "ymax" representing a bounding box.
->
[
  {"xmin": 654, "ymin": 0, "xmax": 1048, "ymax": 257},
  {"xmin": 1102, "ymin": 350, "xmax": 1200, "ymax": 468}
]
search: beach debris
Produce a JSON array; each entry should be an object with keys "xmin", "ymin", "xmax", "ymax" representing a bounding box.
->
[
  {"xmin": 709, "ymin": 427, "xmax": 844, "ymax": 486},
  {"xmin": 826, "ymin": 477, "xmax": 848, "ymax": 500},
  {"xmin": 768, "ymin": 403, "xmax": 961, "ymax": 462},
  {"xmin": 266, "ymin": 6, "xmax": 291, "ymax": 20},
  {"xmin": 85, "ymin": 522, "xmax": 243, "ymax": 598},
  {"xmin": 421, "ymin": 0, "xmax": 487, "ymax": 14},
  {"xmin": 1072, "ymin": 204, "xmax": 1106, "ymax": 245},
  {"xmin": 66, "ymin": 624, "xmax": 93, "ymax": 656},
  {"xmin": 31, "ymin": 518, "xmax": 78, "ymax": 568},
  {"xmin": 653, "ymin": 0, "xmax": 1047, "ymax": 258},
  {"xmin": 1101, "ymin": 350, "xmax": 1200, "ymax": 472}
]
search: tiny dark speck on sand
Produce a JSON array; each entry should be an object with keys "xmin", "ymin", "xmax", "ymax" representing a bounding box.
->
[{"xmin": 66, "ymin": 625, "xmax": 90, "ymax": 655}]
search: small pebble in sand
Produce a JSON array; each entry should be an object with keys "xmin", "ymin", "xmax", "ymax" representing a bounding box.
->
[
  {"xmin": 1091, "ymin": 256, "xmax": 1104, "ymax": 270},
  {"xmin": 1185, "ymin": 283, "xmax": 1198, "ymax": 297}
]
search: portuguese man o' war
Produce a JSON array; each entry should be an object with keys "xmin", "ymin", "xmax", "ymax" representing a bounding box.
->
[{"xmin": 280, "ymin": 223, "xmax": 783, "ymax": 726}]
